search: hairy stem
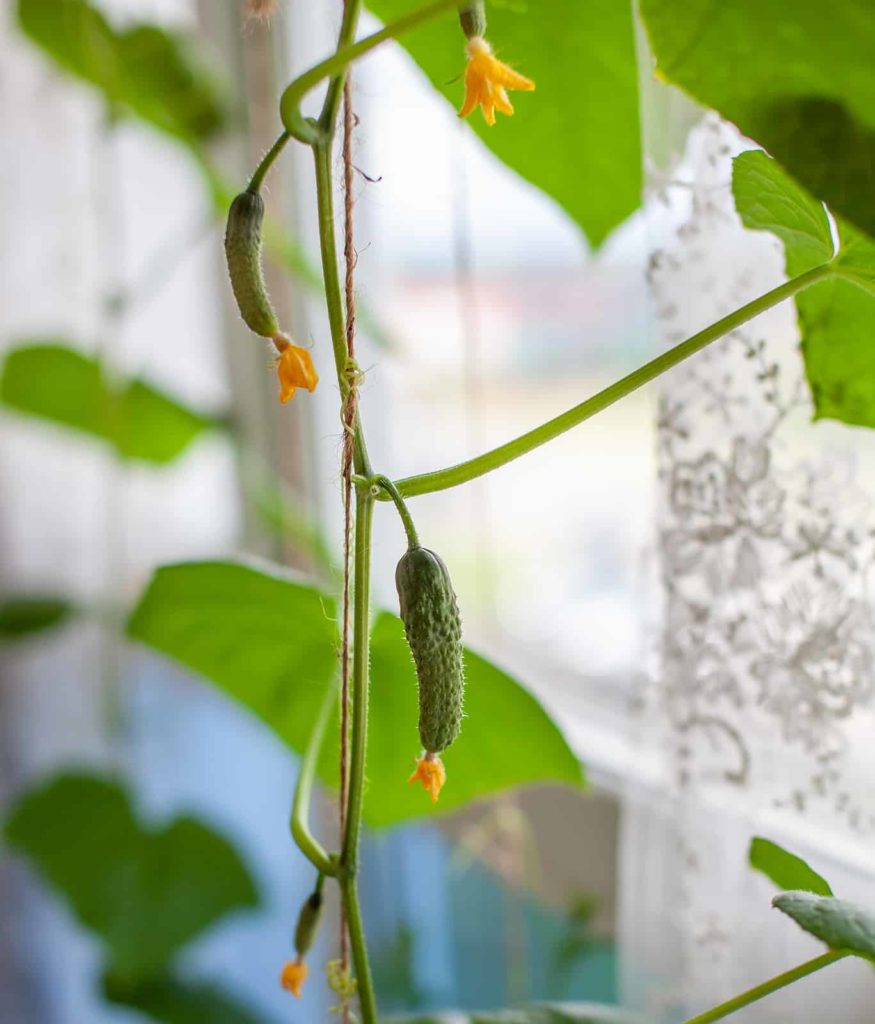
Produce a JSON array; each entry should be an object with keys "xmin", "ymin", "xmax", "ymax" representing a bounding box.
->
[
  {"xmin": 340, "ymin": 490, "xmax": 378, "ymax": 1022},
  {"xmin": 372, "ymin": 474, "xmax": 420, "ymax": 548},
  {"xmin": 290, "ymin": 679, "xmax": 339, "ymax": 877},
  {"xmin": 247, "ymin": 130, "xmax": 292, "ymax": 192},
  {"xmin": 683, "ymin": 951, "xmax": 848, "ymax": 1023},
  {"xmin": 389, "ymin": 262, "xmax": 836, "ymax": 498},
  {"xmin": 313, "ymin": 140, "xmax": 371, "ymax": 476}
]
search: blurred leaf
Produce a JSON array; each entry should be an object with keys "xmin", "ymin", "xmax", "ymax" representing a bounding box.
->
[
  {"xmin": 732, "ymin": 152, "xmax": 875, "ymax": 428},
  {"xmin": 250, "ymin": 477, "xmax": 337, "ymax": 578},
  {"xmin": 472, "ymin": 1008, "xmax": 640, "ymax": 1024},
  {"xmin": 365, "ymin": 0, "xmax": 641, "ymax": 247},
  {"xmin": 0, "ymin": 343, "xmax": 219, "ymax": 464},
  {"xmin": 4, "ymin": 772, "xmax": 259, "ymax": 983},
  {"xmin": 773, "ymin": 892, "xmax": 875, "ymax": 962},
  {"xmin": 361, "ymin": 611, "xmax": 584, "ymax": 827},
  {"xmin": 640, "ymin": 0, "xmax": 875, "ymax": 242},
  {"xmin": 388, "ymin": 1009, "xmax": 638, "ymax": 1024},
  {"xmin": 0, "ymin": 596, "xmax": 73, "ymax": 640},
  {"xmin": 18, "ymin": 0, "xmax": 227, "ymax": 145},
  {"xmin": 103, "ymin": 972, "xmax": 269, "ymax": 1024},
  {"xmin": 749, "ymin": 837, "xmax": 833, "ymax": 897},
  {"xmin": 127, "ymin": 560, "xmax": 584, "ymax": 828}
]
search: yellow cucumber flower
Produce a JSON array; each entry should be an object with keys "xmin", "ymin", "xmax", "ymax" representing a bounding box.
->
[
  {"xmin": 409, "ymin": 753, "xmax": 446, "ymax": 803},
  {"xmin": 273, "ymin": 334, "xmax": 318, "ymax": 404},
  {"xmin": 459, "ymin": 37, "xmax": 535, "ymax": 127},
  {"xmin": 280, "ymin": 958, "xmax": 309, "ymax": 998}
]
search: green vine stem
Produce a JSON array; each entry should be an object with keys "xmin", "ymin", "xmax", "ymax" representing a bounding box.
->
[
  {"xmin": 371, "ymin": 474, "xmax": 420, "ymax": 548},
  {"xmin": 339, "ymin": 490, "xmax": 378, "ymax": 1021},
  {"xmin": 682, "ymin": 951, "xmax": 849, "ymax": 1023},
  {"xmin": 313, "ymin": 140, "xmax": 371, "ymax": 476},
  {"xmin": 290, "ymin": 678, "xmax": 339, "ymax": 877},
  {"xmin": 388, "ymin": 262, "xmax": 836, "ymax": 498}
]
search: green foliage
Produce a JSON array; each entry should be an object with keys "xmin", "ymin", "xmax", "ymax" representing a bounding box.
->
[
  {"xmin": 3, "ymin": 772, "xmax": 259, "ymax": 984},
  {"xmin": 773, "ymin": 892, "xmax": 875, "ymax": 962},
  {"xmin": 732, "ymin": 152, "xmax": 875, "ymax": 429},
  {"xmin": 731, "ymin": 152, "xmax": 834, "ymax": 273},
  {"xmin": 640, "ymin": 0, "xmax": 875, "ymax": 241},
  {"xmin": 102, "ymin": 972, "xmax": 268, "ymax": 1024},
  {"xmin": 127, "ymin": 560, "xmax": 584, "ymax": 828},
  {"xmin": 0, "ymin": 596, "xmax": 72, "ymax": 640},
  {"xmin": 17, "ymin": 0, "xmax": 227, "ymax": 146},
  {"xmin": 0, "ymin": 343, "xmax": 219, "ymax": 464},
  {"xmin": 388, "ymin": 1009, "xmax": 638, "ymax": 1024},
  {"xmin": 749, "ymin": 838, "xmax": 833, "ymax": 897},
  {"xmin": 365, "ymin": 0, "xmax": 641, "ymax": 247}
]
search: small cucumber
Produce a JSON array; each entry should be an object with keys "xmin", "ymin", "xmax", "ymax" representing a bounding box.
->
[
  {"xmin": 294, "ymin": 890, "xmax": 322, "ymax": 958},
  {"xmin": 224, "ymin": 189, "xmax": 280, "ymax": 339},
  {"xmin": 396, "ymin": 546, "xmax": 464, "ymax": 754},
  {"xmin": 459, "ymin": 1, "xmax": 486, "ymax": 40}
]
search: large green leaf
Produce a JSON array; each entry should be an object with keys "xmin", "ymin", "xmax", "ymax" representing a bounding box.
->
[
  {"xmin": 389, "ymin": 1008, "xmax": 639, "ymax": 1024},
  {"xmin": 749, "ymin": 837, "xmax": 832, "ymax": 897},
  {"xmin": 732, "ymin": 151, "xmax": 875, "ymax": 429},
  {"xmin": 127, "ymin": 560, "xmax": 584, "ymax": 828},
  {"xmin": 0, "ymin": 596, "xmax": 73, "ymax": 641},
  {"xmin": 3, "ymin": 772, "xmax": 259, "ymax": 984},
  {"xmin": 0, "ymin": 343, "xmax": 219, "ymax": 464},
  {"xmin": 361, "ymin": 612, "xmax": 584, "ymax": 826},
  {"xmin": 365, "ymin": 0, "xmax": 641, "ymax": 247},
  {"xmin": 640, "ymin": 0, "xmax": 875, "ymax": 242},
  {"xmin": 103, "ymin": 972, "xmax": 268, "ymax": 1024},
  {"xmin": 18, "ymin": 0, "xmax": 227, "ymax": 146},
  {"xmin": 773, "ymin": 892, "xmax": 875, "ymax": 962}
]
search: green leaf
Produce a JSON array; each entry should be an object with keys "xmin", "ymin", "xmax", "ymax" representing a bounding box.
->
[
  {"xmin": 127, "ymin": 560, "xmax": 584, "ymax": 828},
  {"xmin": 732, "ymin": 152, "xmax": 875, "ymax": 429},
  {"xmin": 773, "ymin": 891, "xmax": 875, "ymax": 962},
  {"xmin": 0, "ymin": 596, "xmax": 73, "ymax": 640},
  {"xmin": 3, "ymin": 772, "xmax": 259, "ymax": 983},
  {"xmin": 103, "ymin": 972, "xmax": 268, "ymax": 1024},
  {"xmin": 749, "ymin": 837, "xmax": 833, "ymax": 897},
  {"xmin": 361, "ymin": 612, "xmax": 584, "ymax": 827},
  {"xmin": 0, "ymin": 343, "xmax": 219, "ymax": 464},
  {"xmin": 387, "ymin": 1008, "xmax": 639, "ymax": 1024},
  {"xmin": 389, "ymin": 1007, "xmax": 635, "ymax": 1024},
  {"xmin": 365, "ymin": 0, "xmax": 641, "ymax": 247},
  {"xmin": 731, "ymin": 151, "xmax": 834, "ymax": 276},
  {"xmin": 18, "ymin": 0, "xmax": 227, "ymax": 146},
  {"xmin": 471, "ymin": 1009, "xmax": 639, "ymax": 1024},
  {"xmin": 640, "ymin": 0, "xmax": 875, "ymax": 242}
]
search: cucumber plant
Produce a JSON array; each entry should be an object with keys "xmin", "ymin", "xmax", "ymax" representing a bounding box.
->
[{"xmin": 10, "ymin": 0, "xmax": 875, "ymax": 1022}]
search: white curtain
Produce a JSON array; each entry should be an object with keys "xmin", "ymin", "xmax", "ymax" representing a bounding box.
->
[{"xmin": 619, "ymin": 87, "xmax": 875, "ymax": 1022}]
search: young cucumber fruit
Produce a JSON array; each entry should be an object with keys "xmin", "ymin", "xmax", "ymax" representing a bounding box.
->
[
  {"xmin": 395, "ymin": 545, "xmax": 464, "ymax": 754},
  {"xmin": 224, "ymin": 190, "xmax": 280, "ymax": 339}
]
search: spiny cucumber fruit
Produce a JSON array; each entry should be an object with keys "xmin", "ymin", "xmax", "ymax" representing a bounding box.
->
[
  {"xmin": 395, "ymin": 545, "xmax": 465, "ymax": 755},
  {"xmin": 459, "ymin": 1, "xmax": 487, "ymax": 40},
  {"xmin": 224, "ymin": 189, "xmax": 281, "ymax": 339}
]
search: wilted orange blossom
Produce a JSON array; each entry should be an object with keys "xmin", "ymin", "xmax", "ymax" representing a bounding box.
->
[
  {"xmin": 280, "ymin": 958, "xmax": 309, "ymax": 998},
  {"xmin": 409, "ymin": 753, "xmax": 446, "ymax": 802},
  {"xmin": 273, "ymin": 334, "xmax": 319, "ymax": 404}
]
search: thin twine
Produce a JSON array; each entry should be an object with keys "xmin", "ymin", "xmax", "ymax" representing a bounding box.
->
[{"xmin": 338, "ymin": 41, "xmax": 359, "ymax": 1024}]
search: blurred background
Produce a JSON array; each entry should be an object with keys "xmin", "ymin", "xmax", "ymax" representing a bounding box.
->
[{"xmin": 3, "ymin": 2, "xmax": 875, "ymax": 1023}]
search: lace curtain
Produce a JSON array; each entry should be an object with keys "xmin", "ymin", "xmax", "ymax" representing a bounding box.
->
[{"xmin": 620, "ymin": 95, "xmax": 875, "ymax": 1022}]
